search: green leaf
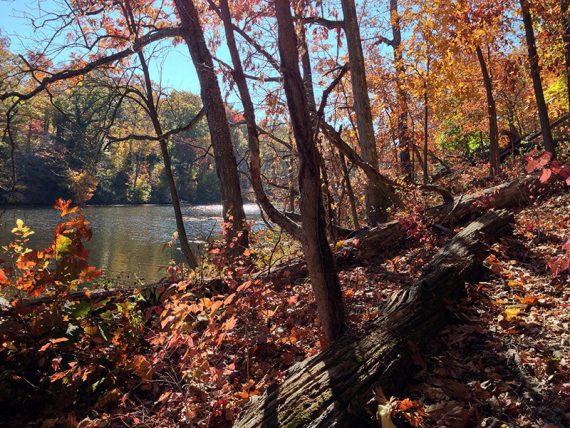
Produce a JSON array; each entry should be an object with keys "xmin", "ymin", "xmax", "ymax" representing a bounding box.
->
[
  {"xmin": 91, "ymin": 376, "xmax": 106, "ymax": 392},
  {"xmin": 55, "ymin": 234, "xmax": 72, "ymax": 255},
  {"xmin": 71, "ymin": 301, "xmax": 91, "ymax": 320}
]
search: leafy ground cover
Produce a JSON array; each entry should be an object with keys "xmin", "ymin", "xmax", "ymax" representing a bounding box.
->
[{"xmin": 0, "ymin": 169, "xmax": 568, "ymax": 427}]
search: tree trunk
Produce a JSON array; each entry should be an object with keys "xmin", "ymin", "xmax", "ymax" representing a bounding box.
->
[
  {"xmin": 135, "ymin": 50, "xmax": 199, "ymax": 269},
  {"xmin": 423, "ymin": 81, "xmax": 429, "ymax": 184},
  {"xmin": 299, "ymin": 27, "xmax": 317, "ymax": 115},
  {"xmin": 339, "ymin": 152, "xmax": 360, "ymax": 229},
  {"xmin": 173, "ymin": 0, "xmax": 248, "ymax": 248},
  {"xmin": 287, "ymin": 144, "xmax": 297, "ymax": 212},
  {"xmin": 275, "ymin": 0, "xmax": 346, "ymax": 345},
  {"xmin": 235, "ymin": 210, "xmax": 513, "ymax": 428},
  {"xmin": 389, "ymin": 0, "xmax": 412, "ymax": 181},
  {"xmin": 216, "ymin": 0, "xmax": 301, "ymax": 240},
  {"xmin": 562, "ymin": 0, "xmax": 570, "ymax": 112},
  {"xmin": 340, "ymin": 0, "xmax": 388, "ymax": 225},
  {"xmin": 475, "ymin": 45, "xmax": 500, "ymax": 176},
  {"xmin": 297, "ymin": 25, "xmax": 338, "ymax": 240},
  {"xmin": 519, "ymin": 0, "xmax": 556, "ymax": 155}
]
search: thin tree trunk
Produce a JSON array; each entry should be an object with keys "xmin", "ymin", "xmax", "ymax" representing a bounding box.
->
[
  {"xmin": 137, "ymin": 53, "xmax": 198, "ymax": 268},
  {"xmin": 288, "ymin": 146, "xmax": 297, "ymax": 212},
  {"xmin": 339, "ymin": 152, "xmax": 360, "ymax": 229},
  {"xmin": 423, "ymin": 84, "xmax": 429, "ymax": 184},
  {"xmin": 275, "ymin": 0, "xmax": 346, "ymax": 346},
  {"xmin": 299, "ymin": 25, "xmax": 336, "ymax": 239},
  {"xmin": 340, "ymin": 0, "xmax": 389, "ymax": 225},
  {"xmin": 389, "ymin": 0, "xmax": 412, "ymax": 180},
  {"xmin": 299, "ymin": 27, "xmax": 317, "ymax": 115},
  {"xmin": 173, "ymin": 0, "xmax": 248, "ymax": 248},
  {"xmin": 475, "ymin": 45, "xmax": 500, "ymax": 176},
  {"xmin": 215, "ymin": 0, "xmax": 301, "ymax": 239},
  {"xmin": 318, "ymin": 144, "xmax": 337, "ymax": 242},
  {"xmin": 520, "ymin": 0, "xmax": 556, "ymax": 154},
  {"xmin": 562, "ymin": 0, "xmax": 570, "ymax": 112}
]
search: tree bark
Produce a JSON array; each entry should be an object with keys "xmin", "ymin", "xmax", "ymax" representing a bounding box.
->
[
  {"xmin": 562, "ymin": 0, "xmax": 570, "ymax": 112},
  {"xmin": 519, "ymin": 0, "xmax": 556, "ymax": 155},
  {"xmin": 389, "ymin": 0, "xmax": 412, "ymax": 181},
  {"xmin": 475, "ymin": 45, "xmax": 500, "ymax": 176},
  {"xmin": 339, "ymin": 152, "xmax": 360, "ymax": 229},
  {"xmin": 274, "ymin": 0, "xmax": 346, "ymax": 345},
  {"xmin": 173, "ymin": 0, "xmax": 248, "ymax": 248},
  {"xmin": 235, "ymin": 210, "xmax": 513, "ymax": 428},
  {"xmin": 423, "ymin": 80, "xmax": 429, "ymax": 184},
  {"xmin": 123, "ymin": 1, "xmax": 198, "ymax": 268},
  {"xmin": 215, "ymin": 0, "xmax": 301, "ymax": 240},
  {"xmin": 340, "ymin": 0, "xmax": 388, "ymax": 225}
]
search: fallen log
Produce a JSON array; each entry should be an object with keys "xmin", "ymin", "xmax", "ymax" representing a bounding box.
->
[
  {"xmin": 235, "ymin": 210, "xmax": 513, "ymax": 428},
  {"xmin": 263, "ymin": 174, "xmax": 543, "ymax": 281},
  {"xmin": 499, "ymin": 113, "xmax": 569, "ymax": 163},
  {"xmin": 426, "ymin": 174, "xmax": 539, "ymax": 225}
]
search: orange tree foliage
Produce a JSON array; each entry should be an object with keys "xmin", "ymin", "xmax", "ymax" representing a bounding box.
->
[{"xmin": 0, "ymin": 199, "xmax": 101, "ymax": 297}]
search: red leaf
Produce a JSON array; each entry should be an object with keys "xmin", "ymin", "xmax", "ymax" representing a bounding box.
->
[
  {"xmin": 539, "ymin": 168, "xmax": 552, "ymax": 183},
  {"xmin": 0, "ymin": 269, "xmax": 8, "ymax": 285}
]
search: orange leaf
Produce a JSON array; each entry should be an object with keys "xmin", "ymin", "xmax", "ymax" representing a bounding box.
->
[
  {"xmin": 398, "ymin": 398, "xmax": 416, "ymax": 411},
  {"xmin": 237, "ymin": 281, "xmax": 252, "ymax": 292},
  {"xmin": 0, "ymin": 269, "xmax": 8, "ymax": 285},
  {"xmin": 39, "ymin": 342, "xmax": 52, "ymax": 352},
  {"xmin": 210, "ymin": 300, "xmax": 224, "ymax": 316}
]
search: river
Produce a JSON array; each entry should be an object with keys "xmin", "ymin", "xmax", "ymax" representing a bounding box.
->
[{"xmin": 0, "ymin": 204, "xmax": 262, "ymax": 283}]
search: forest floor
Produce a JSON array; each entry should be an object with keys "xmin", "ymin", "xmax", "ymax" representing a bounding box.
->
[
  {"xmin": 392, "ymin": 191, "xmax": 570, "ymax": 427},
  {"xmin": 0, "ymin": 174, "xmax": 568, "ymax": 427},
  {"xmin": 110, "ymin": 182, "xmax": 570, "ymax": 427}
]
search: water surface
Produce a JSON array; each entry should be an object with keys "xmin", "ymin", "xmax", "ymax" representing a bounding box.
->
[{"xmin": 0, "ymin": 204, "xmax": 261, "ymax": 283}]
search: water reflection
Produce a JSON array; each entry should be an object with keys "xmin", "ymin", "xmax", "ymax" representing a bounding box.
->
[{"xmin": 0, "ymin": 204, "xmax": 261, "ymax": 283}]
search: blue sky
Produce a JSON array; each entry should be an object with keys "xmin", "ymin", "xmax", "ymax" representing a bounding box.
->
[
  {"xmin": 0, "ymin": 0, "xmax": 381, "ymax": 114},
  {"xmin": 0, "ymin": 0, "xmax": 203, "ymax": 93}
]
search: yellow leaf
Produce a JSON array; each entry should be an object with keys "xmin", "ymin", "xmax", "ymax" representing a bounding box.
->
[{"xmin": 505, "ymin": 307, "xmax": 522, "ymax": 321}]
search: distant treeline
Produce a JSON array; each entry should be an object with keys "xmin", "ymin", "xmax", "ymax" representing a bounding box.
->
[{"xmin": 0, "ymin": 72, "xmax": 250, "ymax": 206}]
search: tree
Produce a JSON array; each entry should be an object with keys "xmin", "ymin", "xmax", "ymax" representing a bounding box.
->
[
  {"xmin": 475, "ymin": 45, "xmax": 500, "ymax": 175},
  {"xmin": 274, "ymin": 0, "xmax": 346, "ymax": 345},
  {"xmin": 340, "ymin": 0, "xmax": 392, "ymax": 224},
  {"xmin": 520, "ymin": 0, "xmax": 556, "ymax": 154},
  {"xmin": 173, "ymin": 0, "xmax": 249, "ymax": 249},
  {"xmin": 213, "ymin": 0, "xmax": 302, "ymax": 240},
  {"xmin": 120, "ymin": 0, "xmax": 199, "ymax": 268}
]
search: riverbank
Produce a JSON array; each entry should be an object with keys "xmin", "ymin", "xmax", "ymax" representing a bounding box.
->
[{"xmin": 1, "ymin": 204, "xmax": 262, "ymax": 282}]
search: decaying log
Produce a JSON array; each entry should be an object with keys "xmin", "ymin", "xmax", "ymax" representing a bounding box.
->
[
  {"xmin": 263, "ymin": 174, "xmax": 542, "ymax": 281},
  {"xmin": 499, "ymin": 113, "xmax": 569, "ymax": 162},
  {"xmin": 426, "ymin": 174, "xmax": 540, "ymax": 225},
  {"xmin": 235, "ymin": 210, "xmax": 513, "ymax": 428}
]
